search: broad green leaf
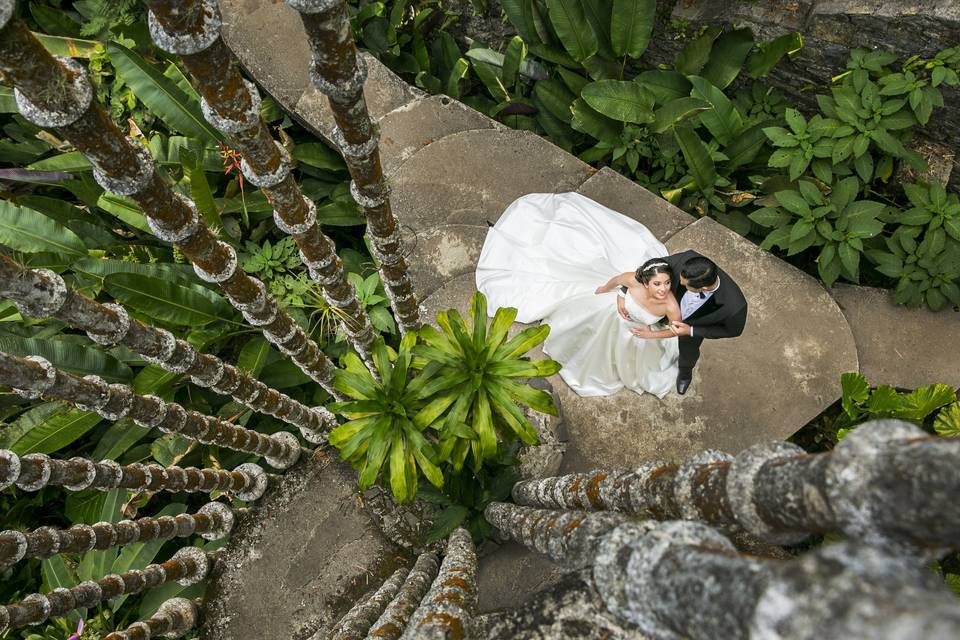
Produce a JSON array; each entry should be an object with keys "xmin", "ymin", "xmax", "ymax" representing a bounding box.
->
[
  {"xmin": 895, "ymin": 384, "xmax": 957, "ymax": 422},
  {"xmin": 11, "ymin": 407, "xmax": 101, "ymax": 455},
  {"xmin": 181, "ymin": 150, "xmax": 221, "ymax": 230},
  {"xmin": 292, "ymin": 142, "xmax": 347, "ymax": 171},
  {"xmin": 746, "ymin": 32, "xmax": 803, "ymax": 78},
  {"xmin": 651, "ymin": 97, "xmax": 711, "ymax": 134},
  {"xmin": 0, "ymin": 200, "xmax": 87, "ymax": 255},
  {"xmin": 237, "ymin": 337, "xmax": 270, "ymax": 377},
  {"xmin": 688, "ymin": 76, "xmax": 744, "ymax": 146},
  {"xmin": 500, "ymin": 377, "xmax": 558, "ymax": 416},
  {"xmin": 107, "ymin": 41, "xmax": 222, "ymax": 143},
  {"xmin": 636, "ymin": 69, "xmax": 692, "ymax": 103},
  {"xmin": 534, "ymin": 78, "xmax": 576, "ymax": 123},
  {"xmin": 425, "ymin": 505, "xmax": 469, "ymax": 544},
  {"xmin": 502, "ymin": 36, "xmax": 527, "ymax": 88},
  {"xmin": 96, "ymin": 193, "xmax": 151, "ymax": 233},
  {"xmin": 496, "ymin": 325, "xmax": 551, "ymax": 360},
  {"xmin": 673, "ymin": 123, "xmax": 717, "ymax": 196},
  {"xmin": 840, "ymin": 371, "xmax": 869, "ymax": 418},
  {"xmin": 0, "ymin": 336, "xmax": 132, "ymax": 381},
  {"xmin": 34, "ymin": 33, "xmax": 99, "ymax": 58},
  {"xmin": 865, "ymin": 385, "xmax": 902, "ymax": 415},
  {"xmin": 388, "ymin": 430, "xmax": 408, "ymax": 502},
  {"xmin": 674, "ymin": 24, "xmax": 722, "ymax": 75},
  {"xmin": 570, "ymin": 98, "xmax": 622, "ymax": 141},
  {"xmin": 545, "ymin": 0, "xmax": 599, "ymax": 62},
  {"xmin": 104, "ymin": 273, "xmax": 234, "ymax": 326},
  {"xmin": 91, "ymin": 418, "xmax": 150, "ymax": 461},
  {"xmin": 501, "ymin": 0, "xmax": 539, "ymax": 44},
  {"xmin": 611, "ymin": 0, "xmax": 655, "ymax": 59},
  {"xmin": 0, "ymin": 403, "xmax": 60, "ymax": 449},
  {"xmin": 581, "ymin": 80, "xmax": 655, "ymax": 124},
  {"xmin": 150, "ymin": 432, "xmax": 194, "ymax": 466},
  {"xmin": 934, "ymin": 402, "xmax": 960, "ymax": 437},
  {"xmin": 26, "ymin": 151, "xmax": 92, "ymax": 173},
  {"xmin": 72, "ymin": 257, "xmax": 198, "ymax": 286},
  {"xmin": 700, "ymin": 28, "xmax": 754, "ymax": 89}
]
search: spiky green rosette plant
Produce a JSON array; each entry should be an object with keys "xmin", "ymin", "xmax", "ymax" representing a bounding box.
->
[
  {"xmin": 328, "ymin": 333, "xmax": 445, "ymax": 502},
  {"xmin": 412, "ymin": 292, "xmax": 561, "ymax": 472}
]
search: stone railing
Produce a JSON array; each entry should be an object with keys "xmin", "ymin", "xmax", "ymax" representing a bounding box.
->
[{"xmin": 0, "ymin": 0, "xmax": 422, "ymax": 632}]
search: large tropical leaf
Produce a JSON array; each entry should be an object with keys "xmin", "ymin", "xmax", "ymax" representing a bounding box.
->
[
  {"xmin": 636, "ymin": 70, "xmax": 692, "ymax": 103},
  {"xmin": 581, "ymin": 80, "xmax": 655, "ymax": 124},
  {"xmin": 10, "ymin": 407, "xmax": 101, "ymax": 455},
  {"xmin": 688, "ymin": 75, "xmax": 744, "ymax": 146},
  {"xmin": 534, "ymin": 78, "xmax": 577, "ymax": 123},
  {"xmin": 0, "ymin": 200, "xmax": 88, "ymax": 256},
  {"xmin": 700, "ymin": 28, "xmax": 754, "ymax": 89},
  {"xmin": 104, "ymin": 272, "xmax": 234, "ymax": 326},
  {"xmin": 0, "ymin": 336, "xmax": 132, "ymax": 381},
  {"xmin": 106, "ymin": 42, "xmax": 223, "ymax": 143},
  {"xmin": 545, "ymin": 0, "xmax": 598, "ymax": 62},
  {"xmin": 746, "ymin": 32, "xmax": 803, "ymax": 78},
  {"xmin": 674, "ymin": 25, "xmax": 722, "ymax": 75},
  {"xmin": 895, "ymin": 384, "xmax": 957, "ymax": 422},
  {"xmin": 651, "ymin": 97, "xmax": 712, "ymax": 134},
  {"xmin": 570, "ymin": 98, "xmax": 622, "ymax": 142},
  {"xmin": 77, "ymin": 489, "xmax": 125, "ymax": 582},
  {"xmin": 673, "ymin": 123, "xmax": 717, "ymax": 196},
  {"xmin": 610, "ymin": 0, "xmax": 655, "ymax": 59},
  {"xmin": 96, "ymin": 193, "xmax": 151, "ymax": 233}
]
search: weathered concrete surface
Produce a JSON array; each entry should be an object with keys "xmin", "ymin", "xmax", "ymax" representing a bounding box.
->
[
  {"xmin": 576, "ymin": 168, "xmax": 696, "ymax": 242},
  {"xmin": 390, "ymin": 129, "xmax": 596, "ymax": 233},
  {"xmin": 828, "ymin": 284, "xmax": 960, "ymax": 389},
  {"xmin": 219, "ymin": 0, "xmax": 422, "ymax": 139},
  {"xmin": 202, "ymin": 450, "xmax": 407, "ymax": 640},
  {"xmin": 219, "ymin": 0, "xmax": 310, "ymax": 109},
  {"xmin": 378, "ymin": 95, "xmax": 502, "ymax": 175},
  {"xmin": 407, "ymin": 224, "xmax": 487, "ymax": 301},
  {"xmin": 476, "ymin": 542, "xmax": 570, "ymax": 615}
]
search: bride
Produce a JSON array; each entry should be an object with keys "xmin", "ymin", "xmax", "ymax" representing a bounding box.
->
[{"xmin": 476, "ymin": 192, "xmax": 679, "ymax": 398}]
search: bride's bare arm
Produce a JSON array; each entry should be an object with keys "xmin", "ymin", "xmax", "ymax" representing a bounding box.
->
[{"xmin": 595, "ymin": 271, "xmax": 635, "ymax": 294}]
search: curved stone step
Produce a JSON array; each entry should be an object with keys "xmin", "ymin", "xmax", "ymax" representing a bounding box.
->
[
  {"xmin": 201, "ymin": 452, "xmax": 404, "ymax": 640},
  {"xmin": 390, "ymin": 129, "xmax": 595, "ymax": 233},
  {"xmin": 828, "ymin": 284, "xmax": 960, "ymax": 389},
  {"xmin": 219, "ymin": 0, "xmax": 422, "ymax": 137},
  {"xmin": 377, "ymin": 94, "xmax": 503, "ymax": 176},
  {"xmin": 406, "ymin": 223, "xmax": 487, "ymax": 301}
]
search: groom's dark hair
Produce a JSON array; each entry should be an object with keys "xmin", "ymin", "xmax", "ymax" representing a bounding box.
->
[{"xmin": 681, "ymin": 256, "xmax": 718, "ymax": 288}]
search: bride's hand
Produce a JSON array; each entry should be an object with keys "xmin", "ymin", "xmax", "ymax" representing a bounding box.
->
[{"xmin": 594, "ymin": 284, "xmax": 610, "ymax": 294}]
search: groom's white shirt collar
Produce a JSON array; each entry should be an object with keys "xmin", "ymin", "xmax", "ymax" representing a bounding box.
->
[{"xmin": 680, "ymin": 280, "xmax": 720, "ymax": 334}]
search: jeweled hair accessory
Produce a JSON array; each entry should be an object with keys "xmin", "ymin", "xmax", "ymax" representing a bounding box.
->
[{"xmin": 641, "ymin": 261, "xmax": 670, "ymax": 272}]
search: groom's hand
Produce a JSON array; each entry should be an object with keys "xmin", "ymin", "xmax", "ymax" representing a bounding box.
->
[
  {"xmin": 669, "ymin": 320, "xmax": 692, "ymax": 336},
  {"xmin": 617, "ymin": 296, "xmax": 630, "ymax": 320}
]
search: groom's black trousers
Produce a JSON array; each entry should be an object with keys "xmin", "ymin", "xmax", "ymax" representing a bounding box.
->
[{"xmin": 678, "ymin": 335, "xmax": 704, "ymax": 375}]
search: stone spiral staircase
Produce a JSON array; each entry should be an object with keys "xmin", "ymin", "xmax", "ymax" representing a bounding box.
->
[
  {"xmin": 0, "ymin": 0, "xmax": 958, "ymax": 638},
  {"xmin": 196, "ymin": 1, "xmax": 959, "ymax": 636}
]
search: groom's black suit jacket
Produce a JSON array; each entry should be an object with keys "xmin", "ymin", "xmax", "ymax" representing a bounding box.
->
[{"xmin": 665, "ymin": 250, "xmax": 747, "ymax": 348}]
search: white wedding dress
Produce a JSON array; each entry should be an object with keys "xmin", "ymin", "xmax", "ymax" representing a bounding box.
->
[{"xmin": 476, "ymin": 192, "xmax": 679, "ymax": 398}]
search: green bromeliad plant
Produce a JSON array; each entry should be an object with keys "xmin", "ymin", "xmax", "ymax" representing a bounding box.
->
[{"xmin": 327, "ymin": 292, "xmax": 561, "ymax": 502}]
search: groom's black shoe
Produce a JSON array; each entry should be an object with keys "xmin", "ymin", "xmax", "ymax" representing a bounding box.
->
[{"xmin": 676, "ymin": 373, "xmax": 692, "ymax": 395}]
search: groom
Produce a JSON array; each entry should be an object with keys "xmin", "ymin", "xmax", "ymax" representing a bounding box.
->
[{"xmin": 663, "ymin": 251, "xmax": 747, "ymax": 394}]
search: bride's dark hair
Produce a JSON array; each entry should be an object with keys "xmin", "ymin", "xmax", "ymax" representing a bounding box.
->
[{"xmin": 634, "ymin": 258, "xmax": 673, "ymax": 285}]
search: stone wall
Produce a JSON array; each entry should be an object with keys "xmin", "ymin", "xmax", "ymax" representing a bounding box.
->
[{"xmin": 641, "ymin": 0, "xmax": 960, "ymax": 188}]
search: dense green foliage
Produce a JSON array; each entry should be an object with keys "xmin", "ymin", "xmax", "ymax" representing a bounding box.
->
[
  {"xmin": 329, "ymin": 292, "xmax": 559, "ymax": 503},
  {"xmin": 351, "ymin": 0, "xmax": 960, "ymax": 310},
  {"xmin": 0, "ymin": 3, "xmax": 375, "ymax": 637}
]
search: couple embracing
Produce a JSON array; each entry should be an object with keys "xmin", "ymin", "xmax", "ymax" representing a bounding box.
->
[{"xmin": 476, "ymin": 192, "xmax": 747, "ymax": 398}]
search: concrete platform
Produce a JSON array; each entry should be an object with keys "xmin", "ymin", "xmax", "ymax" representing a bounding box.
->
[{"xmin": 828, "ymin": 284, "xmax": 960, "ymax": 389}]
